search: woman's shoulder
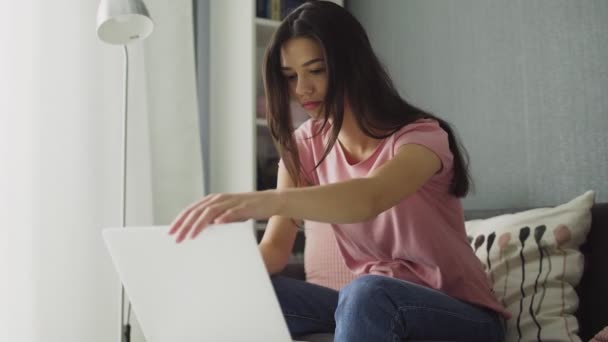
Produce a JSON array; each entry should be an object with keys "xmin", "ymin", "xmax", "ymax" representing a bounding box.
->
[
  {"xmin": 294, "ymin": 118, "xmax": 329, "ymax": 140},
  {"xmin": 393, "ymin": 118, "xmax": 443, "ymax": 137},
  {"xmin": 391, "ymin": 118, "xmax": 453, "ymax": 172}
]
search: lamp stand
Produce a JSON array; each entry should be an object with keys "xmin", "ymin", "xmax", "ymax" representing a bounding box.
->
[
  {"xmin": 96, "ymin": 1, "xmax": 153, "ymax": 340},
  {"xmin": 120, "ymin": 44, "xmax": 132, "ymax": 342}
]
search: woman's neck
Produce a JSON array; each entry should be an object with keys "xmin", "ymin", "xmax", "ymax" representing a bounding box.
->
[{"xmin": 337, "ymin": 108, "xmax": 383, "ymax": 161}]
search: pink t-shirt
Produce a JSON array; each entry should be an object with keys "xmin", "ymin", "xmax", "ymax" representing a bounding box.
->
[{"xmin": 285, "ymin": 118, "xmax": 510, "ymax": 319}]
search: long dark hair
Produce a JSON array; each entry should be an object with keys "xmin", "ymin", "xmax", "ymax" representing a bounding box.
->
[{"xmin": 263, "ymin": 0, "xmax": 472, "ymax": 197}]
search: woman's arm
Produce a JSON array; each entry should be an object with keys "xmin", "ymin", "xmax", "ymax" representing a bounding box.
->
[
  {"xmin": 258, "ymin": 165, "xmax": 300, "ymax": 275},
  {"xmin": 169, "ymin": 143, "xmax": 441, "ymax": 241},
  {"xmin": 275, "ymin": 143, "xmax": 441, "ymax": 223}
]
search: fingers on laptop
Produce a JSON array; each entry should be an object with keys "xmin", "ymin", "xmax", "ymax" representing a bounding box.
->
[{"xmin": 169, "ymin": 194, "xmax": 232, "ymax": 243}]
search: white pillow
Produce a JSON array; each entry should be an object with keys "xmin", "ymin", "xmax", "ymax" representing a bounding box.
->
[{"xmin": 466, "ymin": 191, "xmax": 595, "ymax": 342}]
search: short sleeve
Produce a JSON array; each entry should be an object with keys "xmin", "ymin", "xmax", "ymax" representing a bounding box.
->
[{"xmin": 393, "ymin": 119, "xmax": 453, "ymax": 177}]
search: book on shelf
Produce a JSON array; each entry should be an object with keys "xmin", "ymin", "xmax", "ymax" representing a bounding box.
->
[
  {"xmin": 256, "ymin": 0, "xmax": 268, "ymax": 18},
  {"xmin": 256, "ymin": 0, "xmax": 307, "ymax": 21},
  {"xmin": 281, "ymin": 0, "xmax": 306, "ymax": 18},
  {"xmin": 270, "ymin": 0, "xmax": 281, "ymax": 20}
]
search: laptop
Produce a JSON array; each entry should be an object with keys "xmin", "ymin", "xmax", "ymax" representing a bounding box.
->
[{"xmin": 103, "ymin": 222, "xmax": 306, "ymax": 342}]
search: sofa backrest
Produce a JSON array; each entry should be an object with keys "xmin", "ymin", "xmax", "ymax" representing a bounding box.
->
[
  {"xmin": 464, "ymin": 203, "xmax": 608, "ymax": 341},
  {"xmin": 578, "ymin": 203, "xmax": 608, "ymax": 341}
]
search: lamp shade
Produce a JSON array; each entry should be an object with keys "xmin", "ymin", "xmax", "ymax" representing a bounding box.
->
[{"xmin": 97, "ymin": 0, "xmax": 154, "ymax": 44}]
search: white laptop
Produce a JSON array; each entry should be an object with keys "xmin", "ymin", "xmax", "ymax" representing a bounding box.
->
[{"xmin": 103, "ymin": 222, "xmax": 306, "ymax": 342}]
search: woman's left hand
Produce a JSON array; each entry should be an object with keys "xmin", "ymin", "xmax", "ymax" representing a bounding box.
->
[{"xmin": 168, "ymin": 190, "xmax": 280, "ymax": 243}]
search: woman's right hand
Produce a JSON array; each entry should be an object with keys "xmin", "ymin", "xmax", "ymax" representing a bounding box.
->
[{"xmin": 168, "ymin": 191, "xmax": 280, "ymax": 243}]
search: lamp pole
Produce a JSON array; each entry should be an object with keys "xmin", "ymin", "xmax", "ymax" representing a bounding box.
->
[
  {"xmin": 119, "ymin": 43, "xmax": 130, "ymax": 342},
  {"xmin": 96, "ymin": 1, "xmax": 154, "ymax": 341}
]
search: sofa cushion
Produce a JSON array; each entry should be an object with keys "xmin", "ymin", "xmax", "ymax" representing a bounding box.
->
[{"xmin": 465, "ymin": 191, "xmax": 594, "ymax": 342}]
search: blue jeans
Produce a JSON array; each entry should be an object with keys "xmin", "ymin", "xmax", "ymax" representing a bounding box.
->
[{"xmin": 271, "ymin": 274, "xmax": 505, "ymax": 342}]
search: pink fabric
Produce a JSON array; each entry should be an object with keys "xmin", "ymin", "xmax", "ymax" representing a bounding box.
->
[
  {"xmin": 591, "ymin": 326, "xmax": 608, "ymax": 342},
  {"xmin": 284, "ymin": 118, "xmax": 510, "ymax": 318},
  {"xmin": 304, "ymin": 221, "xmax": 356, "ymax": 290}
]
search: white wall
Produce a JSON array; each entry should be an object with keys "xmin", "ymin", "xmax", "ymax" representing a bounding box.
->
[
  {"xmin": 348, "ymin": 0, "xmax": 608, "ymax": 208},
  {"xmin": 144, "ymin": 0, "xmax": 204, "ymax": 224},
  {"xmin": 1, "ymin": 1, "xmax": 36, "ymax": 339},
  {"xmin": 209, "ymin": 0, "xmax": 256, "ymax": 194},
  {"xmin": 129, "ymin": 2, "xmax": 204, "ymax": 340},
  {"xmin": 2, "ymin": 1, "xmax": 151, "ymax": 341},
  {"xmin": 0, "ymin": 0, "xmax": 203, "ymax": 342},
  {"xmin": 1, "ymin": 0, "xmax": 201, "ymax": 341}
]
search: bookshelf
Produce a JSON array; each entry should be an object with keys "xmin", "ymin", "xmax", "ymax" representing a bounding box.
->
[
  {"xmin": 207, "ymin": 0, "xmax": 344, "ymax": 196},
  {"xmin": 208, "ymin": 1, "xmax": 255, "ymax": 198},
  {"xmin": 205, "ymin": 0, "xmax": 345, "ymax": 271},
  {"xmin": 254, "ymin": 12, "xmax": 279, "ymax": 197},
  {"xmin": 254, "ymin": 0, "xmax": 343, "ymax": 235},
  {"xmin": 207, "ymin": 0, "xmax": 343, "ymax": 198}
]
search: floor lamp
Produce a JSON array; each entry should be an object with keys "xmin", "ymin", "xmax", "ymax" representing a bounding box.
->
[{"xmin": 96, "ymin": 1, "xmax": 154, "ymax": 341}]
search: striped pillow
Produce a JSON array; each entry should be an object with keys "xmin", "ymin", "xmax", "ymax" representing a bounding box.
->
[{"xmin": 466, "ymin": 191, "xmax": 595, "ymax": 342}]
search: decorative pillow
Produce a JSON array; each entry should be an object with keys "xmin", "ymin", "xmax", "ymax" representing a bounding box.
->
[
  {"xmin": 466, "ymin": 191, "xmax": 595, "ymax": 342},
  {"xmin": 590, "ymin": 326, "xmax": 608, "ymax": 342},
  {"xmin": 304, "ymin": 221, "xmax": 356, "ymax": 290}
]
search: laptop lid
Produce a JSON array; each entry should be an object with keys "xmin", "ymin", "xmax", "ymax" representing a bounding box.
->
[{"xmin": 102, "ymin": 222, "xmax": 293, "ymax": 342}]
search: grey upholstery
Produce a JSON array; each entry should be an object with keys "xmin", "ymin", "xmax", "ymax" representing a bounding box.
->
[
  {"xmin": 299, "ymin": 334, "xmax": 452, "ymax": 342},
  {"xmin": 301, "ymin": 334, "xmax": 452, "ymax": 342},
  {"xmin": 298, "ymin": 333, "xmax": 334, "ymax": 342}
]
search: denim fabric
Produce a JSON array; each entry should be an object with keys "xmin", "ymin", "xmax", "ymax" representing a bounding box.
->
[{"xmin": 271, "ymin": 275, "xmax": 505, "ymax": 342}]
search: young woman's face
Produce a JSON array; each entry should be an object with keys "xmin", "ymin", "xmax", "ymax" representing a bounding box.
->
[{"xmin": 280, "ymin": 37, "xmax": 328, "ymax": 118}]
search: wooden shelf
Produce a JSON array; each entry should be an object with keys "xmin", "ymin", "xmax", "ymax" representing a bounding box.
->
[
  {"xmin": 256, "ymin": 17, "xmax": 280, "ymax": 47},
  {"xmin": 255, "ymin": 17, "xmax": 280, "ymax": 28},
  {"xmin": 256, "ymin": 118, "xmax": 268, "ymax": 127}
]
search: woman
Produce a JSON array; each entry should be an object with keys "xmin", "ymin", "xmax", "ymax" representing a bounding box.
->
[{"xmin": 170, "ymin": 1, "xmax": 509, "ymax": 341}]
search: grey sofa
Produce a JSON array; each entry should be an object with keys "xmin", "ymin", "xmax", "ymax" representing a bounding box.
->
[{"xmin": 270, "ymin": 203, "xmax": 608, "ymax": 342}]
